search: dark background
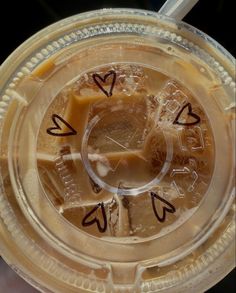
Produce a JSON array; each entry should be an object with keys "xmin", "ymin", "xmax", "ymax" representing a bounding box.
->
[{"xmin": 0, "ymin": 0, "xmax": 235, "ymax": 292}]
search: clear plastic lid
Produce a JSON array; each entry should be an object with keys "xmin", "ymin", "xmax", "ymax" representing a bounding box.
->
[{"xmin": 0, "ymin": 9, "xmax": 235, "ymax": 293}]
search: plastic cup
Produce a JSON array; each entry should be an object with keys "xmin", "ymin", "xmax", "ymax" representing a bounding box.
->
[{"xmin": 0, "ymin": 8, "xmax": 235, "ymax": 293}]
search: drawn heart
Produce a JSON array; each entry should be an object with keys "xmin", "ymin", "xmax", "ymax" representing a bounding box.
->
[
  {"xmin": 89, "ymin": 177, "xmax": 102, "ymax": 194},
  {"xmin": 173, "ymin": 103, "xmax": 201, "ymax": 126},
  {"xmin": 46, "ymin": 114, "xmax": 77, "ymax": 137},
  {"xmin": 92, "ymin": 70, "xmax": 116, "ymax": 97},
  {"xmin": 82, "ymin": 202, "xmax": 107, "ymax": 233},
  {"xmin": 150, "ymin": 192, "xmax": 176, "ymax": 223}
]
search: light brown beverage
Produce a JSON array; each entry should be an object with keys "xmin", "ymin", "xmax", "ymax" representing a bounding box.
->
[
  {"xmin": 0, "ymin": 9, "xmax": 235, "ymax": 293},
  {"xmin": 36, "ymin": 62, "xmax": 215, "ymax": 240}
]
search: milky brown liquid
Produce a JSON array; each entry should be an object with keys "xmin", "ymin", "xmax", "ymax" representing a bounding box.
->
[
  {"xmin": 36, "ymin": 63, "xmax": 215, "ymax": 240},
  {"xmin": 0, "ymin": 14, "xmax": 235, "ymax": 293}
]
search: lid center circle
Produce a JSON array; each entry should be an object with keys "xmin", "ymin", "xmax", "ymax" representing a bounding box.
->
[{"xmin": 81, "ymin": 100, "xmax": 172, "ymax": 196}]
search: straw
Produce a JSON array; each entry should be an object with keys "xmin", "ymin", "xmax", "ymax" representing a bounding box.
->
[{"xmin": 158, "ymin": 0, "xmax": 199, "ymax": 20}]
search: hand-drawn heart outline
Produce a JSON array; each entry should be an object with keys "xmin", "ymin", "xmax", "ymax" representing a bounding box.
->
[
  {"xmin": 46, "ymin": 114, "xmax": 77, "ymax": 137},
  {"xmin": 82, "ymin": 202, "xmax": 107, "ymax": 233},
  {"xmin": 173, "ymin": 103, "xmax": 201, "ymax": 126},
  {"xmin": 92, "ymin": 70, "xmax": 116, "ymax": 97},
  {"xmin": 89, "ymin": 176, "xmax": 102, "ymax": 194},
  {"xmin": 150, "ymin": 191, "xmax": 176, "ymax": 223}
]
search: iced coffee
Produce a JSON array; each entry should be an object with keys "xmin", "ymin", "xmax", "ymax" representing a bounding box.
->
[
  {"xmin": 36, "ymin": 62, "xmax": 215, "ymax": 239},
  {"xmin": 0, "ymin": 9, "xmax": 235, "ymax": 293}
]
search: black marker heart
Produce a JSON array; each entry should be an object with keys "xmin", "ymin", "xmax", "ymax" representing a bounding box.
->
[
  {"xmin": 173, "ymin": 103, "xmax": 201, "ymax": 126},
  {"xmin": 92, "ymin": 70, "xmax": 116, "ymax": 97},
  {"xmin": 89, "ymin": 177, "xmax": 102, "ymax": 194},
  {"xmin": 82, "ymin": 202, "xmax": 107, "ymax": 233},
  {"xmin": 47, "ymin": 114, "xmax": 77, "ymax": 137},
  {"xmin": 150, "ymin": 192, "xmax": 176, "ymax": 223}
]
